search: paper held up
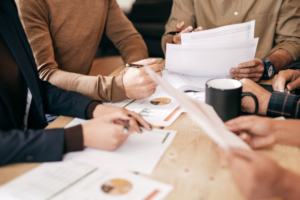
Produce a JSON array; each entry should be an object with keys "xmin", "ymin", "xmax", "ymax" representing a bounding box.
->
[
  {"xmin": 165, "ymin": 38, "xmax": 259, "ymax": 77},
  {"xmin": 145, "ymin": 66, "xmax": 251, "ymax": 151},
  {"xmin": 181, "ymin": 20, "xmax": 256, "ymax": 45}
]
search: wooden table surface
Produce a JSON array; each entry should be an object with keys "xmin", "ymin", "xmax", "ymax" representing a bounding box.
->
[{"xmin": 1, "ymin": 59, "xmax": 300, "ymax": 200}]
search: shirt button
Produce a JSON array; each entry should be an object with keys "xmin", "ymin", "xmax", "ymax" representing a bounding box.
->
[
  {"xmin": 26, "ymin": 155, "xmax": 34, "ymax": 161},
  {"xmin": 234, "ymin": 11, "xmax": 239, "ymax": 16}
]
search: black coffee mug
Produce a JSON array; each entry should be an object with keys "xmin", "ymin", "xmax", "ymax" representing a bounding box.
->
[{"xmin": 205, "ymin": 78, "xmax": 258, "ymax": 122}]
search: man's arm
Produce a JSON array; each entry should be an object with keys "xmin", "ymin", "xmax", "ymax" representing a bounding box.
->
[
  {"xmin": 41, "ymin": 80, "xmax": 95, "ymax": 119},
  {"xmin": 230, "ymin": 0, "xmax": 300, "ymax": 82},
  {"xmin": 105, "ymin": 0, "xmax": 148, "ymax": 63},
  {"xmin": 267, "ymin": 49, "xmax": 294, "ymax": 73},
  {"xmin": 0, "ymin": 128, "xmax": 65, "ymax": 166},
  {"xmin": 270, "ymin": 0, "xmax": 300, "ymax": 61},
  {"xmin": 15, "ymin": 0, "xmax": 128, "ymax": 102},
  {"xmin": 240, "ymin": 78, "xmax": 300, "ymax": 119},
  {"xmin": 161, "ymin": 0, "xmax": 196, "ymax": 54},
  {"xmin": 267, "ymin": 92, "xmax": 300, "ymax": 119}
]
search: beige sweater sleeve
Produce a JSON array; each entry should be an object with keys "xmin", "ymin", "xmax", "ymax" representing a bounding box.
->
[
  {"xmin": 105, "ymin": 0, "xmax": 148, "ymax": 63},
  {"xmin": 15, "ymin": 0, "xmax": 146, "ymax": 102},
  {"xmin": 269, "ymin": 0, "xmax": 300, "ymax": 60}
]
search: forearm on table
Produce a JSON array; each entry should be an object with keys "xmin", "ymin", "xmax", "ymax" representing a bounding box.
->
[
  {"xmin": 42, "ymin": 68, "xmax": 127, "ymax": 102},
  {"xmin": 274, "ymin": 120, "xmax": 300, "ymax": 147},
  {"xmin": 276, "ymin": 168, "xmax": 300, "ymax": 200},
  {"xmin": 267, "ymin": 49, "xmax": 294, "ymax": 73}
]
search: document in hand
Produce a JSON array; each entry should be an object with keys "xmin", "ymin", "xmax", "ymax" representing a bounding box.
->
[
  {"xmin": 64, "ymin": 118, "xmax": 177, "ymax": 174},
  {"xmin": 0, "ymin": 160, "xmax": 173, "ymax": 200},
  {"xmin": 146, "ymin": 67, "xmax": 251, "ymax": 151},
  {"xmin": 165, "ymin": 20, "xmax": 259, "ymax": 77},
  {"xmin": 181, "ymin": 20, "xmax": 255, "ymax": 45},
  {"xmin": 104, "ymin": 86, "xmax": 182, "ymax": 126}
]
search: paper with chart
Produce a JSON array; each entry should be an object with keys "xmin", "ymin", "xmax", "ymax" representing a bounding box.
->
[
  {"xmin": 165, "ymin": 38, "xmax": 259, "ymax": 77},
  {"xmin": 0, "ymin": 160, "xmax": 173, "ymax": 200},
  {"xmin": 65, "ymin": 118, "xmax": 177, "ymax": 174},
  {"xmin": 181, "ymin": 20, "xmax": 255, "ymax": 45},
  {"xmin": 146, "ymin": 67, "xmax": 251, "ymax": 151},
  {"xmin": 104, "ymin": 86, "xmax": 182, "ymax": 126}
]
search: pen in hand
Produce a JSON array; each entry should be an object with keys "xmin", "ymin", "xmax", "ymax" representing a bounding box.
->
[
  {"xmin": 114, "ymin": 119, "xmax": 144, "ymax": 134},
  {"xmin": 125, "ymin": 63, "xmax": 166, "ymax": 71},
  {"xmin": 167, "ymin": 30, "xmax": 194, "ymax": 35}
]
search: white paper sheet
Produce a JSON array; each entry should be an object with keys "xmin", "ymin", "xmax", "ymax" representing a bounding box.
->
[
  {"xmin": 165, "ymin": 38, "xmax": 259, "ymax": 77},
  {"xmin": 145, "ymin": 67, "xmax": 251, "ymax": 151},
  {"xmin": 163, "ymin": 71, "xmax": 215, "ymax": 92},
  {"xmin": 65, "ymin": 119, "xmax": 177, "ymax": 174},
  {"xmin": 104, "ymin": 86, "xmax": 182, "ymax": 126},
  {"xmin": 181, "ymin": 20, "xmax": 255, "ymax": 45},
  {"xmin": 0, "ymin": 160, "xmax": 173, "ymax": 200}
]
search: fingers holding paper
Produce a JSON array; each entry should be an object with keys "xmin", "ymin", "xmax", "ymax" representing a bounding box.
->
[
  {"xmin": 172, "ymin": 21, "xmax": 203, "ymax": 44},
  {"xmin": 230, "ymin": 58, "xmax": 265, "ymax": 82},
  {"xmin": 225, "ymin": 116, "xmax": 277, "ymax": 149},
  {"xmin": 222, "ymin": 148, "xmax": 286, "ymax": 200}
]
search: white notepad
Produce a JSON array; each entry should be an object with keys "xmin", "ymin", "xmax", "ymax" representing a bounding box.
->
[{"xmin": 65, "ymin": 118, "xmax": 177, "ymax": 175}]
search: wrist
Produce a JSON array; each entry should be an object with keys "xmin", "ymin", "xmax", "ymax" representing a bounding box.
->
[
  {"xmin": 81, "ymin": 123, "xmax": 90, "ymax": 147},
  {"xmin": 259, "ymin": 91, "xmax": 272, "ymax": 115}
]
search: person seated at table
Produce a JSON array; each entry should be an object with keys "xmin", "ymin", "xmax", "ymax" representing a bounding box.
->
[
  {"xmin": 223, "ymin": 149, "xmax": 300, "ymax": 200},
  {"xmin": 224, "ymin": 116, "xmax": 300, "ymax": 199},
  {"xmin": 162, "ymin": 0, "xmax": 300, "ymax": 83},
  {"xmin": 0, "ymin": 0, "xmax": 151, "ymax": 166},
  {"xmin": 14, "ymin": 0, "xmax": 164, "ymax": 102}
]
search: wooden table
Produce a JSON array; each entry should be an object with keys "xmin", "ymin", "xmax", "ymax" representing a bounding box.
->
[{"xmin": 1, "ymin": 61, "xmax": 300, "ymax": 200}]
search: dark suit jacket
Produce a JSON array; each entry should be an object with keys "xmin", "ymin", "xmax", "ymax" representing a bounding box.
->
[{"xmin": 0, "ymin": 0, "xmax": 94, "ymax": 166}]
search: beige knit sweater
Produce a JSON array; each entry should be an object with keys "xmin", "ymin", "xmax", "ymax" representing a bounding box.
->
[{"xmin": 15, "ymin": 0, "xmax": 148, "ymax": 102}]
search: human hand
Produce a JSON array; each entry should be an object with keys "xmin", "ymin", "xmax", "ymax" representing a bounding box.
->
[
  {"xmin": 272, "ymin": 69, "xmax": 300, "ymax": 92},
  {"xmin": 172, "ymin": 21, "xmax": 203, "ymax": 44},
  {"xmin": 119, "ymin": 58, "xmax": 157, "ymax": 77},
  {"xmin": 240, "ymin": 78, "xmax": 271, "ymax": 115},
  {"xmin": 82, "ymin": 109, "xmax": 147, "ymax": 151},
  {"xmin": 122, "ymin": 63, "xmax": 164, "ymax": 99},
  {"xmin": 222, "ymin": 149, "xmax": 285, "ymax": 200},
  {"xmin": 230, "ymin": 58, "xmax": 265, "ymax": 82},
  {"xmin": 92, "ymin": 104, "xmax": 152, "ymax": 131},
  {"xmin": 225, "ymin": 116, "xmax": 277, "ymax": 149}
]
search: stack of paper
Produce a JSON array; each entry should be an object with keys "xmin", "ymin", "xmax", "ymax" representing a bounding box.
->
[
  {"xmin": 146, "ymin": 67, "xmax": 251, "ymax": 151},
  {"xmin": 165, "ymin": 20, "xmax": 259, "ymax": 78},
  {"xmin": 0, "ymin": 160, "xmax": 173, "ymax": 200}
]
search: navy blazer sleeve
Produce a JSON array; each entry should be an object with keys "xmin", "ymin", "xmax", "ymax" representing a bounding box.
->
[
  {"xmin": 0, "ymin": 82, "xmax": 96, "ymax": 166},
  {"xmin": 41, "ymin": 80, "xmax": 95, "ymax": 119},
  {"xmin": 0, "ymin": 128, "xmax": 65, "ymax": 165}
]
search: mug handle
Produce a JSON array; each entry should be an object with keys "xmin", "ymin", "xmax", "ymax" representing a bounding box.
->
[{"xmin": 241, "ymin": 92, "xmax": 259, "ymax": 115}]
